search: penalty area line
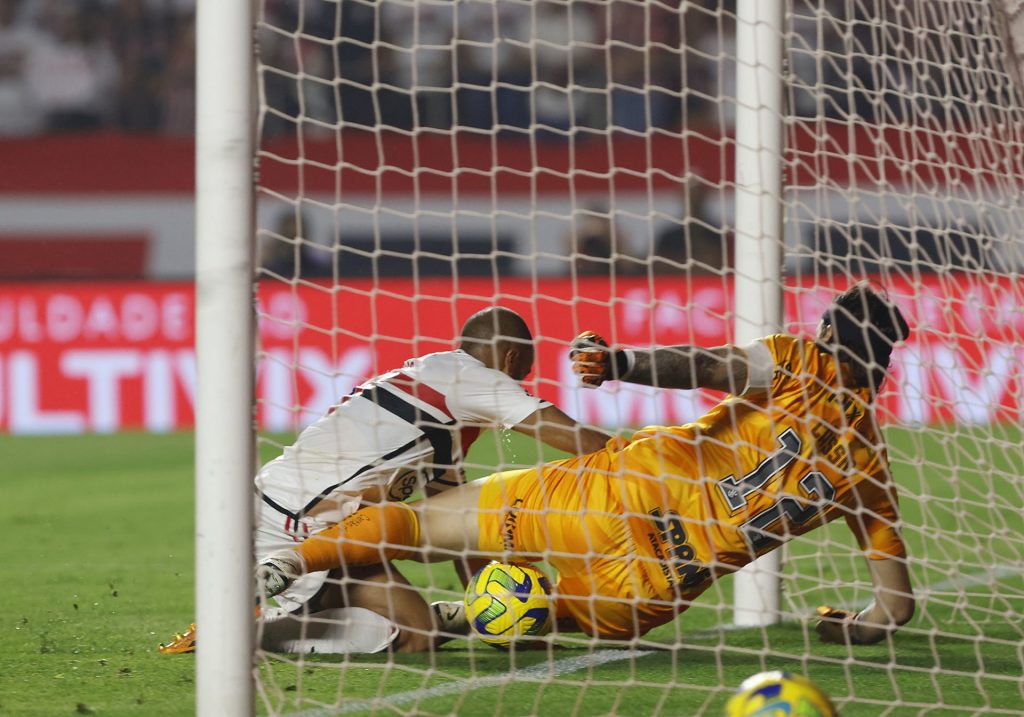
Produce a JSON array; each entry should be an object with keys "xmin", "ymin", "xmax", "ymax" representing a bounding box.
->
[{"xmin": 281, "ymin": 648, "xmax": 655, "ymax": 717}]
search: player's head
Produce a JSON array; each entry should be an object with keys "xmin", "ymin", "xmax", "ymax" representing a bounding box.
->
[
  {"xmin": 724, "ymin": 671, "xmax": 837, "ymax": 717},
  {"xmin": 458, "ymin": 307, "xmax": 535, "ymax": 380},
  {"xmin": 819, "ymin": 282, "xmax": 911, "ymax": 392}
]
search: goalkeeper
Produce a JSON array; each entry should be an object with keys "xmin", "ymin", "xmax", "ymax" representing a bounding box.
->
[
  {"xmin": 159, "ymin": 306, "xmax": 611, "ymax": 654},
  {"xmin": 261, "ymin": 284, "xmax": 916, "ymax": 648}
]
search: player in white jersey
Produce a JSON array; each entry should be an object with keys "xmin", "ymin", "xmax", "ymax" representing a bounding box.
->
[
  {"xmin": 256, "ymin": 308, "xmax": 611, "ymax": 610},
  {"xmin": 258, "ymin": 349, "xmax": 554, "ymax": 533},
  {"xmin": 160, "ymin": 307, "xmax": 610, "ymax": 654}
]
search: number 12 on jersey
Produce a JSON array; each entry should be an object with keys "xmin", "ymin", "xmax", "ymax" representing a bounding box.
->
[{"xmin": 717, "ymin": 429, "xmax": 838, "ymax": 554}]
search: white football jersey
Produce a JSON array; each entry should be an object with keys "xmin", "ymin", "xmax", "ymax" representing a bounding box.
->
[{"xmin": 256, "ymin": 350, "xmax": 550, "ymax": 524}]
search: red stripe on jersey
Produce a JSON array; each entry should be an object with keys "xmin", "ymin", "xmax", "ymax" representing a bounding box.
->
[
  {"xmin": 386, "ymin": 372, "xmax": 454, "ymax": 421},
  {"xmin": 388, "ymin": 372, "xmax": 483, "ymax": 457},
  {"xmin": 460, "ymin": 426, "xmax": 482, "ymax": 455}
]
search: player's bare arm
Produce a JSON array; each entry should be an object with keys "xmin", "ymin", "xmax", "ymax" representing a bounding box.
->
[
  {"xmin": 512, "ymin": 404, "xmax": 612, "ymax": 455},
  {"xmin": 815, "ymin": 556, "xmax": 915, "ymax": 645}
]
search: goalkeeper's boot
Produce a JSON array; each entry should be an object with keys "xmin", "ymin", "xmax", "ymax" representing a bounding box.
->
[
  {"xmin": 158, "ymin": 623, "xmax": 197, "ymax": 654},
  {"xmin": 256, "ymin": 550, "xmax": 305, "ymax": 599},
  {"xmin": 431, "ymin": 600, "xmax": 470, "ymax": 645}
]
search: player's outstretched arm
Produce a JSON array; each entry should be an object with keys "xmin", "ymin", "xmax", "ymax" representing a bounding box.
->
[
  {"xmin": 511, "ymin": 404, "xmax": 612, "ymax": 455},
  {"xmin": 570, "ymin": 331, "xmax": 755, "ymax": 394},
  {"xmin": 816, "ymin": 556, "xmax": 915, "ymax": 645}
]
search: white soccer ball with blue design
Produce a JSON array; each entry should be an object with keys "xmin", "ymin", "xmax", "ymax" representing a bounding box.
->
[{"xmin": 464, "ymin": 561, "xmax": 552, "ymax": 648}]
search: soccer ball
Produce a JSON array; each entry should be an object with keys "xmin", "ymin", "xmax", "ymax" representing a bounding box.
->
[
  {"xmin": 464, "ymin": 561, "xmax": 553, "ymax": 648},
  {"xmin": 724, "ymin": 671, "xmax": 836, "ymax": 717}
]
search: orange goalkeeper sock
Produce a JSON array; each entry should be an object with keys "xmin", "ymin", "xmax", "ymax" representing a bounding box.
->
[{"xmin": 297, "ymin": 502, "xmax": 421, "ymax": 573}]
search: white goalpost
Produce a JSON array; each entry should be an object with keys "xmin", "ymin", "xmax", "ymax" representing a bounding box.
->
[
  {"xmin": 195, "ymin": 0, "xmax": 1024, "ymax": 714},
  {"xmin": 731, "ymin": 0, "xmax": 785, "ymax": 627},
  {"xmin": 194, "ymin": 0, "xmax": 255, "ymax": 715}
]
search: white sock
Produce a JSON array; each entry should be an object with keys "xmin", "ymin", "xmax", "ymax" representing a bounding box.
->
[{"xmin": 259, "ymin": 607, "xmax": 399, "ymax": 654}]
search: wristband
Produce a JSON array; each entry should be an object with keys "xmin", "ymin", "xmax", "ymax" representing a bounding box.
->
[{"xmin": 614, "ymin": 349, "xmax": 636, "ymax": 380}]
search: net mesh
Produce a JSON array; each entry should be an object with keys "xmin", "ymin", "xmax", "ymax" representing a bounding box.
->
[{"xmin": 251, "ymin": 1, "xmax": 1024, "ymax": 714}]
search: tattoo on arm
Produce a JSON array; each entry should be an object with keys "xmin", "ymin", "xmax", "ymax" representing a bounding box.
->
[{"xmin": 624, "ymin": 345, "xmax": 747, "ymax": 393}]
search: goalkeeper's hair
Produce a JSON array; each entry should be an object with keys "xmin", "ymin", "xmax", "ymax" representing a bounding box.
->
[{"xmin": 822, "ymin": 282, "xmax": 911, "ymax": 392}]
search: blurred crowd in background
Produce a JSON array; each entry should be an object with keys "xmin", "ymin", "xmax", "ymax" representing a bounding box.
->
[
  {"xmin": 1, "ymin": 0, "xmax": 1004, "ymax": 281},
  {"xmin": 0, "ymin": 0, "xmax": 195, "ymax": 135},
  {"xmin": 258, "ymin": 0, "xmax": 735, "ymax": 137},
  {"xmin": 0, "ymin": 0, "xmax": 924, "ymax": 140}
]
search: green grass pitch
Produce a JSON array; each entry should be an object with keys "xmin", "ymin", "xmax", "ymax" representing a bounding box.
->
[{"xmin": 2, "ymin": 426, "xmax": 1022, "ymax": 716}]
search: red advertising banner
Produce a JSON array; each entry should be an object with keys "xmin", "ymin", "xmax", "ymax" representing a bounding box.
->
[{"xmin": 0, "ymin": 275, "xmax": 1020, "ymax": 434}]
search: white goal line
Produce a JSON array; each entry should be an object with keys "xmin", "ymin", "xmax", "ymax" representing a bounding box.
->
[{"xmin": 282, "ymin": 648, "xmax": 657, "ymax": 717}]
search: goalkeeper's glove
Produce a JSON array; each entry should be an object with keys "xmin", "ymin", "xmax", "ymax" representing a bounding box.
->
[
  {"xmin": 814, "ymin": 605, "xmax": 861, "ymax": 644},
  {"xmin": 570, "ymin": 331, "xmax": 632, "ymax": 387},
  {"xmin": 256, "ymin": 551, "xmax": 305, "ymax": 599}
]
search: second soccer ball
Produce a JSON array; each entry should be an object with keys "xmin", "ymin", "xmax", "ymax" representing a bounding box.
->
[
  {"xmin": 464, "ymin": 561, "xmax": 553, "ymax": 648},
  {"xmin": 724, "ymin": 671, "xmax": 836, "ymax": 717}
]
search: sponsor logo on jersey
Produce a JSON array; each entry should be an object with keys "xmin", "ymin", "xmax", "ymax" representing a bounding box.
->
[
  {"xmin": 387, "ymin": 469, "xmax": 422, "ymax": 501},
  {"xmin": 647, "ymin": 508, "xmax": 711, "ymax": 590}
]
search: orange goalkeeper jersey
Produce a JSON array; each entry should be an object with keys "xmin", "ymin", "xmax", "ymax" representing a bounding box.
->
[{"xmin": 477, "ymin": 334, "xmax": 906, "ymax": 637}]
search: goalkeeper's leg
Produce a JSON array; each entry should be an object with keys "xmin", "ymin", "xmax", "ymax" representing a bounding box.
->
[{"xmin": 262, "ymin": 482, "xmax": 487, "ymax": 588}]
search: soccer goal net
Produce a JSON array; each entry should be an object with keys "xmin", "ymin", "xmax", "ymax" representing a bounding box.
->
[{"xmin": 207, "ymin": 0, "xmax": 1022, "ymax": 713}]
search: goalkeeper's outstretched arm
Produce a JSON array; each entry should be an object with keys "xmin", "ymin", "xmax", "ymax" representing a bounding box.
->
[
  {"xmin": 620, "ymin": 344, "xmax": 752, "ymax": 393},
  {"xmin": 570, "ymin": 331, "xmax": 761, "ymax": 394},
  {"xmin": 815, "ymin": 555, "xmax": 916, "ymax": 645}
]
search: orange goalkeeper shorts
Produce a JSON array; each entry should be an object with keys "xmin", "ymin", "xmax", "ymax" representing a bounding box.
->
[{"xmin": 474, "ymin": 450, "xmax": 683, "ymax": 640}]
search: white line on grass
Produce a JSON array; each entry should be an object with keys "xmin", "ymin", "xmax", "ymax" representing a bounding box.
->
[
  {"xmin": 919, "ymin": 564, "xmax": 1022, "ymax": 595},
  {"xmin": 281, "ymin": 648, "xmax": 656, "ymax": 717}
]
